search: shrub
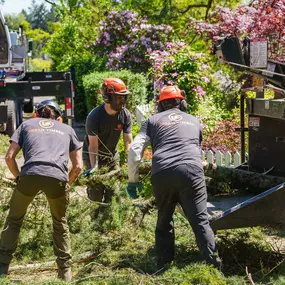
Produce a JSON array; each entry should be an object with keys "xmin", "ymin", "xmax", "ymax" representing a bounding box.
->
[
  {"xmin": 149, "ymin": 42, "xmax": 235, "ymax": 114},
  {"xmin": 202, "ymin": 118, "xmax": 241, "ymax": 153},
  {"xmin": 29, "ymin": 58, "xmax": 52, "ymax": 72},
  {"xmin": 92, "ymin": 10, "xmax": 173, "ymax": 72},
  {"xmin": 83, "ymin": 70, "xmax": 149, "ymax": 115}
]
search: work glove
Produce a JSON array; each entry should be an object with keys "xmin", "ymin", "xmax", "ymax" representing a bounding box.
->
[
  {"xmin": 82, "ymin": 167, "xmax": 96, "ymax": 178},
  {"xmin": 126, "ymin": 182, "xmax": 142, "ymax": 199}
]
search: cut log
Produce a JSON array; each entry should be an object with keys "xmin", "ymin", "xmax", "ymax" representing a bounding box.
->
[
  {"xmin": 204, "ymin": 163, "xmax": 285, "ymax": 194},
  {"xmin": 137, "ymin": 163, "xmax": 285, "ymax": 194}
]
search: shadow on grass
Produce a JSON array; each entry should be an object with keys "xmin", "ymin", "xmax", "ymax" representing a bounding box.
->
[
  {"xmin": 114, "ymin": 244, "xmax": 203, "ymax": 275},
  {"xmin": 216, "ymin": 228, "xmax": 284, "ymax": 280}
]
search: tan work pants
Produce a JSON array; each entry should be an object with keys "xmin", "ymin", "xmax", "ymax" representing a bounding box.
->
[{"xmin": 0, "ymin": 175, "xmax": 71, "ymax": 269}]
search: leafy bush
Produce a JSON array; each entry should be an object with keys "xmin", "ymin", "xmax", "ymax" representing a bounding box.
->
[
  {"xmin": 29, "ymin": 58, "xmax": 52, "ymax": 72},
  {"xmin": 149, "ymin": 42, "xmax": 237, "ymax": 115},
  {"xmin": 83, "ymin": 70, "xmax": 149, "ymax": 115},
  {"xmin": 202, "ymin": 117, "xmax": 241, "ymax": 153},
  {"xmin": 188, "ymin": 0, "xmax": 285, "ymax": 62},
  {"xmin": 92, "ymin": 10, "xmax": 173, "ymax": 72}
]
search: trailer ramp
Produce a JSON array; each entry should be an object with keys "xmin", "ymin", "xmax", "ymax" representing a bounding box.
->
[{"xmin": 210, "ymin": 182, "xmax": 285, "ymax": 231}]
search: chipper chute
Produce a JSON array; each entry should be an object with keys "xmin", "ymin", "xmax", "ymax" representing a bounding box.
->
[{"xmin": 210, "ymin": 182, "xmax": 285, "ymax": 231}]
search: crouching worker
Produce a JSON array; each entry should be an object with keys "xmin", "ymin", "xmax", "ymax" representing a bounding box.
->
[
  {"xmin": 127, "ymin": 86, "xmax": 222, "ymax": 270},
  {"xmin": 0, "ymin": 100, "xmax": 82, "ymax": 281}
]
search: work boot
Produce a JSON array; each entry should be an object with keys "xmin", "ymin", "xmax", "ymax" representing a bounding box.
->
[
  {"xmin": 58, "ymin": 267, "xmax": 72, "ymax": 281},
  {"xmin": 0, "ymin": 263, "xmax": 9, "ymax": 277}
]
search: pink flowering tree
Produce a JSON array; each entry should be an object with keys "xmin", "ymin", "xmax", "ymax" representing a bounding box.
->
[
  {"xmin": 149, "ymin": 42, "xmax": 228, "ymax": 113},
  {"xmin": 92, "ymin": 10, "xmax": 173, "ymax": 72},
  {"xmin": 187, "ymin": 0, "xmax": 285, "ymax": 61}
]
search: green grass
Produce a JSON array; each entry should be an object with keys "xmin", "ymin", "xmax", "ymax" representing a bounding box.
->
[
  {"xmin": 0, "ymin": 134, "xmax": 10, "ymax": 155},
  {"xmin": 0, "ymin": 168, "xmax": 284, "ymax": 284}
]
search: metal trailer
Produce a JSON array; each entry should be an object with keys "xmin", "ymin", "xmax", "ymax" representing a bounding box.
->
[
  {"xmin": 0, "ymin": 9, "xmax": 75, "ymax": 136},
  {"xmin": 0, "ymin": 71, "xmax": 75, "ymax": 137}
]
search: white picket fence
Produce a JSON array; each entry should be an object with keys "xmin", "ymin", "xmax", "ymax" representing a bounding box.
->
[
  {"xmin": 136, "ymin": 104, "xmax": 151, "ymax": 125},
  {"xmin": 202, "ymin": 150, "xmax": 244, "ymax": 168},
  {"xmin": 136, "ymin": 105, "xmax": 245, "ymax": 168}
]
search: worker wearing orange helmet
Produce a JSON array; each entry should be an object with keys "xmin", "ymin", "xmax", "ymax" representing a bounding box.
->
[
  {"xmin": 127, "ymin": 86, "xmax": 222, "ymax": 270},
  {"xmin": 82, "ymin": 78, "xmax": 132, "ymax": 201}
]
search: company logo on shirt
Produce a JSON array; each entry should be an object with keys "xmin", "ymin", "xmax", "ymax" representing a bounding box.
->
[
  {"xmin": 115, "ymin": 123, "xmax": 123, "ymax": 131},
  {"xmin": 168, "ymin": 113, "xmax": 182, "ymax": 122},
  {"xmin": 39, "ymin": 120, "xmax": 54, "ymax": 128}
]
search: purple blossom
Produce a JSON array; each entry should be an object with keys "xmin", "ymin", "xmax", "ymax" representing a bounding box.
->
[
  {"xmin": 201, "ymin": 64, "xmax": 209, "ymax": 69},
  {"xmin": 104, "ymin": 32, "xmax": 110, "ymax": 41},
  {"xmin": 192, "ymin": 86, "xmax": 206, "ymax": 98},
  {"xmin": 201, "ymin": 76, "xmax": 210, "ymax": 83}
]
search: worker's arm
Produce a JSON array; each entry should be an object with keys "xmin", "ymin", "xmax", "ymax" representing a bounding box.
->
[
  {"xmin": 123, "ymin": 132, "xmax": 133, "ymax": 152},
  {"xmin": 69, "ymin": 148, "xmax": 83, "ymax": 185},
  {"xmin": 128, "ymin": 121, "xmax": 150, "ymax": 183},
  {"xmin": 88, "ymin": 135, "xmax": 99, "ymax": 169},
  {"xmin": 5, "ymin": 142, "xmax": 21, "ymax": 178}
]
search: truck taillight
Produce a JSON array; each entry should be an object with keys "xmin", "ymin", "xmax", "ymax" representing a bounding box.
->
[
  {"xmin": 0, "ymin": 81, "xmax": 6, "ymax": 87},
  {"xmin": 65, "ymin": 97, "xmax": 72, "ymax": 117}
]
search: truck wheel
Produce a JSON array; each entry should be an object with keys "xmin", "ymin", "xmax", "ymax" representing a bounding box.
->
[{"xmin": 5, "ymin": 100, "xmax": 17, "ymax": 137}]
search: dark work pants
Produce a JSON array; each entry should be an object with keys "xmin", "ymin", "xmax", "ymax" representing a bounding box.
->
[
  {"xmin": 151, "ymin": 164, "xmax": 221, "ymax": 268},
  {"xmin": 0, "ymin": 175, "xmax": 71, "ymax": 269}
]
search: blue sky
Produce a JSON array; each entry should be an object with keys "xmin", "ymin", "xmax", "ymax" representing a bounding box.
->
[{"xmin": 0, "ymin": 0, "xmax": 50, "ymax": 15}]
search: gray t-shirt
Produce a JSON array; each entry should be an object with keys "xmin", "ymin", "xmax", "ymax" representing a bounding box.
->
[
  {"xmin": 10, "ymin": 118, "xmax": 81, "ymax": 182},
  {"xmin": 83, "ymin": 104, "xmax": 132, "ymax": 166},
  {"xmin": 144, "ymin": 108, "xmax": 203, "ymax": 175}
]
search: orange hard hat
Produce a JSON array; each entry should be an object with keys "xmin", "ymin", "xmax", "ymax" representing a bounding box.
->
[
  {"xmin": 158, "ymin": 86, "xmax": 185, "ymax": 102},
  {"xmin": 102, "ymin": 78, "xmax": 130, "ymax": 96}
]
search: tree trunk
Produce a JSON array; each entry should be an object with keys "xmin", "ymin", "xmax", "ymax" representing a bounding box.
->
[{"xmin": 138, "ymin": 162, "xmax": 285, "ymax": 194}]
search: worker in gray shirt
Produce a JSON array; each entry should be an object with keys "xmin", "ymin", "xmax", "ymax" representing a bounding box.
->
[
  {"xmin": 127, "ymin": 86, "xmax": 222, "ymax": 270},
  {"xmin": 82, "ymin": 78, "xmax": 132, "ymax": 202},
  {"xmin": 0, "ymin": 100, "xmax": 82, "ymax": 281}
]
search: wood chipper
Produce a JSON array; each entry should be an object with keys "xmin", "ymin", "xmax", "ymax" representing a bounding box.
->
[{"xmin": 209, "ymin": 36, "xmax": 285, "ymax": 231}]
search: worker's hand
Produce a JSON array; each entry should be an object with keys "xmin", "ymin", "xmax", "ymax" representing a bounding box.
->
[
  {"xmin": 82, "ymin": 167, "xmax": 97, "ymax": 178},
  {"xmin": 126, "ymin": 182, "xmax": 142, "ymax": 199}
]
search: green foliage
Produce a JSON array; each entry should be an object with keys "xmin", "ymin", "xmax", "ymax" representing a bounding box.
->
[
  {"xmin": 0, "ymin": 174, "xmax": 283, "ymax": 284},
  {"xmin": 150, "ymin": 43, "xmax": 238, "ymax": 115},
  {"xmin": 118, "ymin": 123, "xmax": 140, "ymax": 165},
  {"xmin": 83, "ymin": 70, "xmax": 149, "ymax": 115},
  {"xmin": 23, "ymin": 0, "xmax": 57, "ymax": 31},
  {"xmin": 202, "ymin": 115, "xmax": 241, "ymax": 153},
  {"xmin": 4, "ymin": 13, "xmax": 26, "ymax": 30},
  {"xmin": 44, "ymin": 0, "xmax": 112, "ymax": 71},
  {"xmin": 94, "ymin": 10, "xmax": 173, "ymax": 72},
  {"xmin": 216, "ymin": 227, "xmax": 283, "ymax": 277},
  {"xmin": 118, "ymin": 0, "xmax": 242, "ymax": 36},
  {"xmin": 71, "ymin": 55, "xmax": 108, "ymax": 120},
  {"xmin": 44, "ymin": 16, "xmax": 91, "ymax": 70},
  {"xmin": 0, "ymin": 134, "xmax": 10, "ymax": 155},
  {"xmin": 29, "ymin": 58, "xmax": 52, "ymax": 72}
]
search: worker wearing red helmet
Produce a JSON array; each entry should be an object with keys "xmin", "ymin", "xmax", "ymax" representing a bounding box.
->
[
  {"xmin": 127, "ymin": 86, "xmax": 222, "ymax": 270},
  {"xmin": 0, "ymin": 100, "xmax": 82, "ymax": 281},
  {"xmin": 82, "ymin": 78, "xmax": 132, "ymax": 201}
]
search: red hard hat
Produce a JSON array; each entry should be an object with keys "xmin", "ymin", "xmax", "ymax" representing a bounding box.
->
[
  {"xmin": 102, "ymin": 78, "xmax": 130, "ymax": 96},
  {"xmin": 158, "ymin": 86, "xmax": 185, "ymax": 102}
]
